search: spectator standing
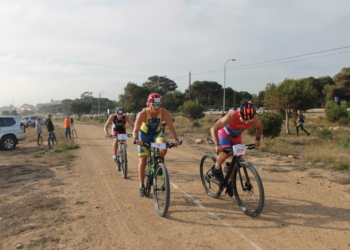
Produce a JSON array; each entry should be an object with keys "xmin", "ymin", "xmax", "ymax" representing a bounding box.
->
[
  {"xmin": 64, "ymin": 115, "xmax": 71, "ymax": 138},
  {"xmin": 35, "ymin": 117, "xmax": 43, "ymax": 146},
  {"xmin": 45, "ymin": 114, "xmax": 58, "ymax": 148},
  {"xmin": 296, "ymin": 110, "xmax": 310, "ymax": 136}
]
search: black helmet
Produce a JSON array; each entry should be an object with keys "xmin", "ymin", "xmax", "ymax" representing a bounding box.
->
[
  {"xmin": 115, "ymin": 107, "xmax": 124, "ymax": 114},
  {"xmin": 239, "ymin": 101, "xmax": 256, "ymax": 121}
]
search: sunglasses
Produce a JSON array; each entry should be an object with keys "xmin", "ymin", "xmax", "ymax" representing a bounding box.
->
[{"xmin": 151, "ymin": 103, "xmax": 161, "ymax": 106}]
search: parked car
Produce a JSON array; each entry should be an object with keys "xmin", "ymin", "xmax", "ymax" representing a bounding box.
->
[
  {"xmin": 257, "ymin": 107, "xmax": 270, "ymax": 114},
  {"xmin": 0, "ymin": 116, "xmax": 26, "ymax": 150},
  {"xmin": 229, "ymin": 108, "xmax": 236, "ymax": 112},
  {"xmin": 21, "ymin": 116, "xmax": 46, "ymax": 127}
]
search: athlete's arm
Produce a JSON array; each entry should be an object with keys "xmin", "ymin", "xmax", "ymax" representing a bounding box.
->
[
  {"xmin": 104, "ymin": 115, "xmax": 114, "ymax": 135},
  {"xmin": 250, "ymin": 116, "xmax": 263, "ymax": 147},
  {"xmin": 133, "ymin": 110, "xmax": 146, "ymax": 145},
  {"xmin": 162, "ymin": 109, "xmax": 180, "ymax": 146},
  {"xmin": 125, "ymin": 115, "xmax": 135, "ymax": 129},
  {"xmin": 210, "ymin": 112, "xmax": 235, "ymax": 151}
]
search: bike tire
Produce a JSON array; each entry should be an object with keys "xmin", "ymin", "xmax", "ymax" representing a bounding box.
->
[
  {"xmin": 233, "ymin": 161, "xmax": 265, "ymax": 217},
  {"xmin": 121, "ymin": 145, "xmax": 128, "ymax": 179},
  {"xmin": 153, "ymin": 163, "xmax": 170, "ymax": 217},
  {"xmin": 144, "ymin": 164, "xmax": 151, "ymax": 197},
  {"xmin": 200, "ymin": 154, "xmax": 221, "ymax": 198}
]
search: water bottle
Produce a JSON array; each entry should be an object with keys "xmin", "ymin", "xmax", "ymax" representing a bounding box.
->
[{"xmin": 224, "ymin": 162, "xmax": 230, "ymax": 174}]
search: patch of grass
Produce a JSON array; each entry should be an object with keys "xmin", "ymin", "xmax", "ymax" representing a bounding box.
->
[
  {"xmin": 294, "ymin": 166, "xmax": 308, "ymax": 171},
  {"xmin": 331, "ymin": 162, "xmax": 350, "ymax": 171},
  {"xmin": 284, "ymin": 160, "xmax": 292, "ymax": 163},
  {"xmin": 76, "ymin": 201, "xmax": 87, "ymax": 205},
  {"xmin": 32, "ymin": 151, "xmax": 45, "ymax": 158},
  {"xmin": 28, "ymin": 236, "xmax": 60, "ymax": 249},
  {"xmin": 263, "ymin": 168, "xmax": 290, "ymax": 173},
  {"xmin": 77, "ymin": 215, "xmax": 85, "ymax": 219}
]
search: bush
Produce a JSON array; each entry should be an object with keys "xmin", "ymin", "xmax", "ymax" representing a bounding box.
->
[
  {"xmin": 317, "ymin": 128, "xmax": 333, "ymax": 140},
  {"xmin": 325, "ymin": 101, "xmax": 349, "ymax": 122},
  {"xmin": 338, "ymin": 117, "xmax": 350, "ymax": 126},
  {"xmin": 248, "ymin": 113, "xmax": 283, "ymax": 138},
  {"xmin": 338, "ymin": 136, "xmax": 350, "ymax": 149},
  {"xmin": 192, "ymin": 121, "xmax": 201, "ymax": 128}
]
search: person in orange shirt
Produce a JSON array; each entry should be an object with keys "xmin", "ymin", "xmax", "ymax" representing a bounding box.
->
[{"xmin": 64, "ymin": 115, "xmax": 71, "ymax": 139}]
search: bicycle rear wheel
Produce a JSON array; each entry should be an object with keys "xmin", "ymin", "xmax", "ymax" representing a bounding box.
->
[
  {"xmin": 144, "ymin": 163, "xmax": 151, "ymax": 197},
  {"xmin": 200, "ymin": 154, "xmax": 221, "ymax": 198},
  {"xmin": 120, "ymin": 145, "xmax": 128, "ymax": 179},
  {"xmin": 233, "ymin": 161, "xmax": 264, "ymax": 217},
  {"xmin": 153, "ymin": 163, "xmax": 170, "ymax": 217}
]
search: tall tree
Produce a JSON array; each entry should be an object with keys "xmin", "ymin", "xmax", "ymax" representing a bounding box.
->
[
  {"xmin": 332, "ymin": 67, "xmax": 350, "ymax": 102},
  {"xmin": 119, "ymin": 82, "xmax": 150, "ymax": 112},
  {"xmin": 69, "ymin": 99, "xmax": 92, "ymax": 117},
  {"xmin": 161, "ymin": 91, "xmax": 185, "ymax": 113},
  {"xmin": 143, "ymin": 76, "xmax": 178, "ymax": 93},
  {"xmin": 186, "ymin": 81, "xmax": 223, "ymax": 109},
  {"xmin": 264, "ymin": 78, "xmax": 318, "ymax": 134}
]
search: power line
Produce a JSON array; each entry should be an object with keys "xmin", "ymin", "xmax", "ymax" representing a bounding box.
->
[{"xmin": 173, "ymin": 45, "xmax": 350, "ymax": 80}]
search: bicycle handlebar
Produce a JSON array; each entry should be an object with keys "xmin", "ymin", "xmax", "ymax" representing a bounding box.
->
[
  {"xmin": 221, "ymin": 144, "xmax": 256, "ymax": 154},
  {"xmin": 107, "ymin": 133, "xmax": 132, "ymax": 139},
  {"xmin": 139, "ymin": 140, "xmax": 182, "ymax": 149}
]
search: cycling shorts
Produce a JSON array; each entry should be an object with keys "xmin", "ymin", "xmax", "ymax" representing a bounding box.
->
[
  {"xmin": 138, "ymin": 131, "xmax": 166, "ymax": 156},
  {"xmin": 218, "ymin": 129, "xmax": 242, "ymax": 149}
]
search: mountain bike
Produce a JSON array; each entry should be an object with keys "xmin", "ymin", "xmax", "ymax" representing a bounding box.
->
[
  {"xmin": 141, "ymin": 141, "xmax": 179, "ymax": 217},
  {"xmin": 200, "ymin": 144, "xmax": 264, "ymax": 217},
  {"xmin": 113, "ymin": 134, "xmax": 132, "ymax": 179}
]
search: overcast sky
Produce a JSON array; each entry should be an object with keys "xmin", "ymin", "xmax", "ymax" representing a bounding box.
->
[{"xmin": 1, "ymin": 0, "xmax": 350, "ymax": 107}]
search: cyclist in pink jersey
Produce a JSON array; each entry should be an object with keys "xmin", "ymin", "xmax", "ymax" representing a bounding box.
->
[{"xmin": 210, "ymin": 101, "xmax": 263, "ymax": 195}]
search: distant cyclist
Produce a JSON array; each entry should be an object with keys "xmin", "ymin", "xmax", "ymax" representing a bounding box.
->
[
  {"xmin": 210, "ymin": 101, "xmax": 263, "ymax": 195},
  {"xmin": 104, "ymin": 107, "xmax": 134, "ymax": 163},
  {"xmin": 133, "ymin": 93, "xmax": 181, "ymax": 197}
]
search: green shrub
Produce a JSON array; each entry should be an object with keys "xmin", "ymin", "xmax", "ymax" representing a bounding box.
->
[
  {"xmin": 317, "ymin": 128, "xmax": 332, "ymax": 140},
  {"xmin": 325, "ymin": 101, "xmax": 349, "ymax": 122},
  {"xmin": 192, "ymin": 121, "xmax": 201, "ymax": 128},
  {"xmin": 338, "ymin": 117, "xmax": 350, "ymax": 126},
  {"xmin": 248, "ymin": 113, "xmax": 283, "ymax": 138},
  {"xmin": 338, "ymin": 136, "xmax": 350, "ymax": 149}
]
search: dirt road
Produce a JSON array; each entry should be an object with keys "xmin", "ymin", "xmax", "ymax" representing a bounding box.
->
[{"xmin": 1, "ymin": 123, "xmax": 350, "ymax": 249}]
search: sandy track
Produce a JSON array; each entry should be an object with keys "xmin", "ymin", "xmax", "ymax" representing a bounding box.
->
[{"xmin": 40, "ymin": 123, "xmax": 350, "ymax": 249}]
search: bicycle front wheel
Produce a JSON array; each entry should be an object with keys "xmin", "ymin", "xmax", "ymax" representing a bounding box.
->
[
  {"xmin": 153, "ymin": 163, "xmax": 170, "ymax": 217},
  {"xmin": 120, "ymin": 145, "xmax": 128, "ymax": 179},
  {"xmin": 233, "ymin": 161, "xmax": 264, "ymax": 217},
  {"xmin": 200, "ymin": 154, "xmax": 221, "ymax": 198}
]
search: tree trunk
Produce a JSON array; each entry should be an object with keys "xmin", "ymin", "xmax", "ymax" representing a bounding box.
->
[{"xmin": 285, "ymin": 110, "xmax": 290, "ymax": 134}]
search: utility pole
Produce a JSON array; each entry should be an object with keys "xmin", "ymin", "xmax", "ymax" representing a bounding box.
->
[{"xmin": 189, "ymin": 71, "xmax": 191, "ymax": 101}]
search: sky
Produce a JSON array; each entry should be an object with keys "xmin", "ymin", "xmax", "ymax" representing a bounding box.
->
[{"xmin": 1, "ymin": 0, "xmax": 350, "ymax": 107}]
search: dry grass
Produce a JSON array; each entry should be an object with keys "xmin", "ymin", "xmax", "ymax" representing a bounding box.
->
[{"xmin": 0, "ymin": 121, "xmax": 78, "ymax": 241}]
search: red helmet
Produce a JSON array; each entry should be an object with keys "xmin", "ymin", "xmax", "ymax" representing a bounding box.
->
[
  {"xmin": 239, "ymin": 101, "xmax": 256, "ymax": 121},
  {"xmin": 147, "ymin": 93, "xmax": 162, "ymax": 105}
]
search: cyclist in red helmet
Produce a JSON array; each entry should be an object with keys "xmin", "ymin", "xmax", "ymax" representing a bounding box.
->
[
  {"xmin": 133, "ymin": 93, "xmax": 181, "ymax": 197},
  {"xmin": 210, "ymin": 101, "xmax": 263, "ymax": 196}
]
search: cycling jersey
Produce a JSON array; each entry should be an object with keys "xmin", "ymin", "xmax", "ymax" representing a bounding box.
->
[
  {"xmin": 138, "ymin": 107, "xmax": 166, "ymax": 156},
  {"xmin": 112, "ymin": 114, "xmax": 126, "ymax": 134},
  {"xmin": 218, "ymin": 111, "xmax": 252, "ymax": 148},
  {"xmin": 140, "ymin": 107, "xmax": 163, "ymax": 134}
]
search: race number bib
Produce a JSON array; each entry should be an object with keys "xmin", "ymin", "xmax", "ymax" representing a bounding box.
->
[
  {"xmin": 154, "ymin": 98, "xmax": 161, "ymax": 102},
  {"xmin": 232, "ymin": 144, "xmax": 246, "ymax": 156},
  {"xmin": 151, "ymin": 143, "xmax": 166, "ymax": 150},
  {"xmin": 117, "ymin": 134, "xmax": 128, "ymax": 140}
]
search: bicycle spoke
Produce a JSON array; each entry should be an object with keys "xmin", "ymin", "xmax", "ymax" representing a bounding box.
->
[
  {"xmin": 200, "ymin": 154, "xmax": 221, "ymax": 198},
  {"xmin": 233, "ymin": 162, "xmax": 264, "ymax": 217}
]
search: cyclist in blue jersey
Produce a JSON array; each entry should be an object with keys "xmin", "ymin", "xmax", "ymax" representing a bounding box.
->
[{"xmin": 133, "ymin": 93, "xmax": 181, "ymax": 197}]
